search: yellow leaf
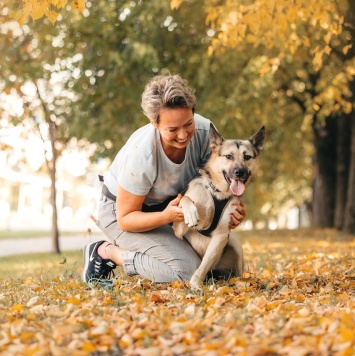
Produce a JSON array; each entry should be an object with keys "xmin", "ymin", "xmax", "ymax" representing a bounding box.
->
[
  {"xmin": 216, "ymin": 286, "xmax": 234, "ymax": 295},
  {"xmin": 119, "ymin": 334, "xmax": 133, "ymax": 347},
  {"xmin": 259, "ymin": 269, "xmax": 272, "ymax": 278},
  {"xmin": 302, "ymin": 36, "xmax": 311, "ymax": 48},
  {"xmin": 46, "ymin": 10, "xmax": 59, "ymax": 24},
  {"xmin": 31, "ymin": 0, "xmax": 46, "ymax": 21},
  {"xmin": 13, "ymin": 6, "xmax": 31, "ymax": 26},
  {"xmin": 238, "ymin": 24, "xmax": 247, "ymax": 39},
  {"xmin": 205, "ymin": 8, "xmax": 218, "ymax": 27},
  {"xmin": 150, "ymin": 293, "xmax": 164, "ymax": 303},
  {"xmin": 82, "ymin": 342, "xmax": 96, "ymax": 352},
  {"xmin": 312, "ymin": 49, "xmax": 324, "ymax": 71},
  {"xmin": 54, "ymin": 0, "xmax": 68, "ymax": 9},
  {"xmin": 323, "ymin": 31, "xmax": 332, "ymax": 44},
  {"xmin": 344, "ymin": 101, "xmax": 352, "ymax": 114},
  {"xmin": 267, "ymin": 300, "xmax": 282, "ymax": 310},
  {"xmin": 170, "ymin": 0, "xmax": 183, "ymax": 10},
  {"xmin": 278, "ymin": 285, "xmax": 290, "ymax": 295},
  {"xmin": 170, "ymin": 280, "xmax": 184, "ymax": 288},
  {"xmin": 324, "ymin": 45, "xmax": 332, "ymax": 55},
  {"xmin": 339, "ymin": 327, "xmax": 355, "ymax": 343},
  {"xmin": 9, "ymin": 304, "xmax": 23, "ymax": 312},
  {"xmin": 70, "ymin": 0, "xmax": 85, "ymax": 13},
  {"xmin": 131, "ymin": 328, "xmax": 145, "ymax": 339},
  {"xmin": 343, "ymin": 44, "xmax": 352, "ymax": 55},
  {"xmin": 21, "ymin": 331, "xmax": 36, "ymax": 340},
  {"xmin": 265, "ymin": 0, "xmax": 276, "ymax": 15},
  {"xmin": 67, "ymin": 297, "xmax": 81, "ymax": 305}
]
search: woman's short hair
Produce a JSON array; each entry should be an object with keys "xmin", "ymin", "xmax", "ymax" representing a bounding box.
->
[{"xmin": 141, "ymin": 74, "xmax": 197, "ymax": 124}]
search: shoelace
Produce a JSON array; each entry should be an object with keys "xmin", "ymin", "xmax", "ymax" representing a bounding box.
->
[{"xmin": 94, "ymin": 260, "xmax": 116, "ymax": 279}]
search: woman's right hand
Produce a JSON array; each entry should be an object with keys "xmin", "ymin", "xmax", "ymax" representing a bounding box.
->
[{"xmin": 164, "ymin": 194, "xmax": 185, "ymax": 223}]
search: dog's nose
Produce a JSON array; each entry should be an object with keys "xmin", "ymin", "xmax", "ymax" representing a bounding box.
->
[{"xmin": 235, "ymin": 168, "xmax": 247, "ymax": 179}]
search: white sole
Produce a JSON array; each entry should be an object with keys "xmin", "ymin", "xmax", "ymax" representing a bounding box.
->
[{"xmin": 82, "ymin": 243, "xmax": 92, "ymax": 283}]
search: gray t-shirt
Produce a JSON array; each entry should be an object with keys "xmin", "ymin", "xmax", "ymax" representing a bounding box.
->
[{"xmin": 104, "ymin": 114, "xmax": 211, "ymax": 206}]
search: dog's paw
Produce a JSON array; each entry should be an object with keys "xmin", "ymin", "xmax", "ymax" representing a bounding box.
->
[
  {"xmin": 189, "ymin": 275, "xmax": 203, "ymax": 291},
  {"xmin": 183, "ymin": 204, "xmax": 199, "ymax": 227}
]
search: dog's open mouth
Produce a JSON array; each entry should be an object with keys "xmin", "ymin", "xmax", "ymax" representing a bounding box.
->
[{"xmin": 223, "ymin": 171, "xmax": 246, "ymax": 196}]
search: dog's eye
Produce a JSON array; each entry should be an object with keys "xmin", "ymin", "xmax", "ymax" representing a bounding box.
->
[
  {"xmin": 244, "ymin": 155, "xmax": 252, "ymax": 161},
  {"xmin": 224, "ymin": 154, "xmax": 233, "ymax": 160}
]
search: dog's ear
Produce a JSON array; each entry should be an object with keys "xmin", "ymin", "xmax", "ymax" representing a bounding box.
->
[
  {"xmin": 249, "ymin": 125, "xmax": 265, "ymax": 152},
  {"xmin": 209, "ymin": 123, "xmax": 224, "ymax": 151}
]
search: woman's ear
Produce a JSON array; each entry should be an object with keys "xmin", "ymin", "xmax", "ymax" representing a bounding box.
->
[{"xmin": 151, "ymin": 121, "xmax": 158, "ymax": 129}]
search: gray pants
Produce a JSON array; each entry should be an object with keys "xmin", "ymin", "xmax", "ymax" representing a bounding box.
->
[{"xmin": 96, "ymin": 195, "xmax": 202, "ymax": 283}]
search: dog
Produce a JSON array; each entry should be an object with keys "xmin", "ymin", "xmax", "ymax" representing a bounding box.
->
[{"xmin": 173, "ymin": 123, "xmax": 265, "ymax": 290}]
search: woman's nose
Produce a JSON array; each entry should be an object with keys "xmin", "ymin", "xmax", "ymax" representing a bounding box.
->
[{"xmin": 177, "ymin": 129, "xmax": 188, "ymax": 139}]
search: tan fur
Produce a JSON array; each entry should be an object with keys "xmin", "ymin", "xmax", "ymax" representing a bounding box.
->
[{"xmin": 173, "ymin": 124, "xmax": 265, "ymax": 290}]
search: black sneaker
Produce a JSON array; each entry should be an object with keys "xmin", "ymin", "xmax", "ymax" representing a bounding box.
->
[{"xmin": 82, "ymin": 240, "xmax": 117, "ymax": 285}]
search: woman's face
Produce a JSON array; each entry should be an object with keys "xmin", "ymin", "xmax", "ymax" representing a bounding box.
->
[{"xmin": 154, "ymin": 108, "xmax": 195, "ymax": 151}]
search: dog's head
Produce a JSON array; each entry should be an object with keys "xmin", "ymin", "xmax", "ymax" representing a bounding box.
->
[{"xmin": 206, "ymin": 123, "xmax": 265, "ymax": 197}]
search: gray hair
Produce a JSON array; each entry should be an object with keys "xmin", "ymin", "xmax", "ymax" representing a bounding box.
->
[{"xmin": 141, "ymin": 74, "xmax": 197, "ymax": 123}]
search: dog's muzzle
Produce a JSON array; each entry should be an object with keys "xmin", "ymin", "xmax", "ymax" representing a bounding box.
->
[
  {"xmin": 223, "ymin": 168, "xmax": 250, "ymax": 196},
  {"xmin": 234, "ymin": 168, "xmax": 248, "ymax": 181}
]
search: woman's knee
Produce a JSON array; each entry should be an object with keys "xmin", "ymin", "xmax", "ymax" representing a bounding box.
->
[{"xmin": 169, "ymin": 252, "xmax": 201, "ymax": 282}]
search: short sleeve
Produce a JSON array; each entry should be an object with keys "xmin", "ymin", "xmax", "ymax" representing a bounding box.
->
[{"xmin": 116, "ymin": 149, "xmax": 157, "ymax": 196}]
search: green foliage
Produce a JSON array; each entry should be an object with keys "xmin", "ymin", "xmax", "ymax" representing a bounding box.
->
[{"xmin": 1, "ymin": 0, "xmax": 354, "ymax": 223}]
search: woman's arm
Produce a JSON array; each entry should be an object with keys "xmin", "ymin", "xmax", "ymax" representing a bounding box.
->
[{"xmin": 116, "ymin": 185, "xmax": 185, "ymax": 232}]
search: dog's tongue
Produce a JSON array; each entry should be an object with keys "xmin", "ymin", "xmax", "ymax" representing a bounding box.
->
[{"xmin": 230, "ymin": 179, "xmax": 245, "ymax": 196}]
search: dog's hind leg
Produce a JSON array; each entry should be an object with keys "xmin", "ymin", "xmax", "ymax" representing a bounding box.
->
[
  {"xmin": 190, "ymin": 233, "xmax": 229, "ymax": 290},
  {"xmin": 172, "ymin": 221, "xmax": 190, "ymax": 239},
  {"xmin": 215, "ymin": 241, "xmax": 244, "ymax": 276}
]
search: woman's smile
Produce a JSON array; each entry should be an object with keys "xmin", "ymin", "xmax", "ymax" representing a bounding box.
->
[{"xmin": 154, "ymin": 108, "xmax": 195, "ymax": 156}]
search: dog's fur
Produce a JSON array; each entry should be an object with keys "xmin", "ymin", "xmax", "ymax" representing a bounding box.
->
[{"xmin": 173, "ymin": 124, "xmax": 265, "ymax": 290}]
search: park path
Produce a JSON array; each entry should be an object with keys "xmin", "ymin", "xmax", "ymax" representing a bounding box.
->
[{"xmin": 0, "ymin": 234, "xmax": 103, "ymax": 257}]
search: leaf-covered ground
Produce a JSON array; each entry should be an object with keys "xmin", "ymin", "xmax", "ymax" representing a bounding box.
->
[{"xmin": 0, "ymin": 229, "xmax": 354, "ymax": 356}]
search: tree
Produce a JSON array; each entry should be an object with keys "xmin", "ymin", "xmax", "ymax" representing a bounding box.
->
[
  {"xmin": 6, "ymin": 0, "xmax": 353, "ymax": 232},
  {"xmin": 200, "ymin": 0, "xmax": 355, "ymax": 233},
  {"xmin": 1, "ymin": 0, "xmax": 218, "ymax": 250},
  {"xmin": 12, "ymin": 0, "xmax": 84, "ymax": 25},
  {"xmin": 53, "ymin": 0, "xmax": 314, "ymax": 223}
]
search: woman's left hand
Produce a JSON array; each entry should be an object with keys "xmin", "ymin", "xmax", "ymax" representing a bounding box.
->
[{"xmin": 229, "ymin": 201, "xmax": 246, "ymax": 230}]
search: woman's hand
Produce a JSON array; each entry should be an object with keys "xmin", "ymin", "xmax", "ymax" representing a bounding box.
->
[
  {"xmin": 229, "ymin": 201, "xmax": 246, "ymax": 230},
  {"xmin": 164, "ymin": 194, "xmax": 185, "ymax": 223}
]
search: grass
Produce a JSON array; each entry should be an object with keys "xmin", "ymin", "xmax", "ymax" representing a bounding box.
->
[
  {"xmin": 0, "ymin": 250, "xmax": 83, "ymax": 279},
  {"xmin": 0, "ymin": 229, "xmax": 354, "ymax": 355}
]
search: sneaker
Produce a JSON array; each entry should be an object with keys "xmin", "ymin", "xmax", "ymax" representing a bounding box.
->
[{"xmin": 82, "ymin": 240, "xmax": 117, "ymax": 284}]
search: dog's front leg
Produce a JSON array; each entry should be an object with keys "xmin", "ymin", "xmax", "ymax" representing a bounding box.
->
[
  {"xmin": 190, "ymin": 233, "xmax": 229, "ymax": 290},
  {"xmin": 172, "ymin": 196, "xmax": 199, "ymax": 239},
  {"xmin": 180, "ymin": 196, "xmax": 199, "ymax": 227}
]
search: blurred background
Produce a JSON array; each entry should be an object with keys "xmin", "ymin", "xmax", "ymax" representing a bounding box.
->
[{"xmin": 0, "ymin": 0, "xmax": 354, "ymax": 253}]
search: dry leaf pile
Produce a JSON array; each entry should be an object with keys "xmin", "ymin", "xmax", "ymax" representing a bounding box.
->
[{"xmin": 0, "ymin": 229, "xmax": 354, "ymax": 356}]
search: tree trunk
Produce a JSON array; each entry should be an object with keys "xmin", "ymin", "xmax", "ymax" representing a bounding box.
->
[
  {"xmin": 48, "ymin": 121, "xmax": 60, "ymax": 253},
  {"xmin": 340, "ymin": 1, "xmax": 355, "ymax": 233},
  {"xmin": 343, "ymin": 112, "xmax": 355, "ymax": 234},
  {"xmin": 35, "ymin": 81, "xmax": 61, "ymax": 253},
  {"xmin": 312, "ymin": 116, "xmax": 337, "ymax": 228},
  {"xmin": 334, "ymin": 116, "xmax": 351, "ymax": 229}
]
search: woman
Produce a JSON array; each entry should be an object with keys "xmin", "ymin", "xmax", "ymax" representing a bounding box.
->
[{"xmin": 82, "ymin": 74, "xmax": 245, "ymax": 285}]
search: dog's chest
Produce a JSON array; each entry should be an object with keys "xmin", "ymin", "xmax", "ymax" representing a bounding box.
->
[
  {"xmin": 198, "ymin": 196, "xmax": 230, "ymax": 236},
  {"xmin": 196, "ymin": 195, "xmax": 238, "ymax": 235}
]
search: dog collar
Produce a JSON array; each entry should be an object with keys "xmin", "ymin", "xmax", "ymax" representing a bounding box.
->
[{"xmin": 205, "ymin": 180, "xmax": 221, "ymax": 193}]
